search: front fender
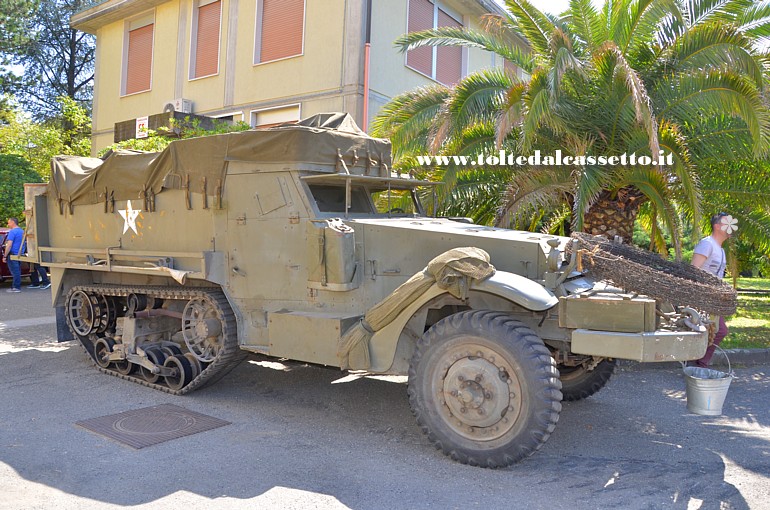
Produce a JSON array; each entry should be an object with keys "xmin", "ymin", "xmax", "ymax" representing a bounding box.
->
[
  {"xmin": 366, "ymin": 270, "xmax": 557, "ymax": 372},
  {"xmin": 471, "ymin": 271, "xmax": 558, "ymax": 311}
]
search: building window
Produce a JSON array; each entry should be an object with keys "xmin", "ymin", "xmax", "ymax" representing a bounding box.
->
[
  {"xmin": 255, "ymin": 0, "xmax": 305, "ymax": 64},
  {"xmin": 406, "ymin": 0, "xmax": 463, "ymax": 86},
  {"xmin": 123, "ymin": 14, "xmax": 154, "ymax": 95},
  {"xmin": 191, "ymin": 0, "xmax": 221, "ymax": 79},
  {"xmin": 251, "ymin": 104, "xmax": 300, "ymax": 127}
]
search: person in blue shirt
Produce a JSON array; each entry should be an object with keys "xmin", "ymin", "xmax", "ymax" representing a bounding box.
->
[{"xmin": 3, "ymin": 217, "xmax": 24, "ymax": 292}]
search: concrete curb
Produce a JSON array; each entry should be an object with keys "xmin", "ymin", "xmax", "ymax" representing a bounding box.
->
[
  {"xmin": 621, "ymin": 348, "xmax": 770, "ymax": 371},
  {"xmin": 709, "ymin": 348, "xmax": 770, "ymax": 368}
]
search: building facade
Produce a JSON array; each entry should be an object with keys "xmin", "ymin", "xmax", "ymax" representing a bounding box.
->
[{"xmin": 72, "ymin": 0, "xmax": 512, "ymax": 153}]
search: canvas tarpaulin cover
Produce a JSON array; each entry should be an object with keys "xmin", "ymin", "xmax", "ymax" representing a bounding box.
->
[{"xmin": 48, "ymin": 113, "xmax": 392, "ymax": 210}]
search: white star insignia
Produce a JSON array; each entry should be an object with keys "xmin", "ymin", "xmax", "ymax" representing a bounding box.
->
[{"xmin": 118, "ymin": 200, "xmax": 141, "ymax": 235}]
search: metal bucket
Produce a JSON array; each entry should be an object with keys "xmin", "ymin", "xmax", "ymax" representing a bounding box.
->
[{"xmin": 683, "ymin": 352, "xmax": 733, "ymax": 416}]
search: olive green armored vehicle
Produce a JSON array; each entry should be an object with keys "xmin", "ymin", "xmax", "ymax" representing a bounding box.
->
[{"xmin": 23, "ymin": 113, "xmax": 709, "ymax": 467}]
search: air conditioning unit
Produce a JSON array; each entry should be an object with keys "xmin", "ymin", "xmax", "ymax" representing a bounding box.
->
[{"xmin": 162, "ymin": 98, "xmax": 193, "ymax": 114}]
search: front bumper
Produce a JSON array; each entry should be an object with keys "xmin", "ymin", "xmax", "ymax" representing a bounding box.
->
[{"xmin": 570, "ymin": 329, "xmax": 708, "ymax": 362}]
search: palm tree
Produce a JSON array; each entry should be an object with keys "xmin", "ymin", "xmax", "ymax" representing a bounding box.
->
[{"xmin": 372, "ymin": 0, "xmax": 770, "ymax": 258}]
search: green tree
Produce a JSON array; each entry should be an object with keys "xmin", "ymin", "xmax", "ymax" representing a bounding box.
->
[
  {"xmin": 0, "ymin": 154, "xmax": 42, "ymax": 222},
  {"xmin": 373, "ymin": 0, "xmax": 770, "ymax": 259},
  {"xmin": 0, "ymin": 96, "xmax": 90, "ymax": 178},
  {"xmin": 0, "ymin": 0, "xmax": 36, "ymax": 118},
  {"xmin": 12, "ymin": 0, "xmax": 94, "ymax": 118}
]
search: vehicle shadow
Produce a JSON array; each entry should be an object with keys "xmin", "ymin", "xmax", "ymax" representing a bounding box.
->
[
  {"xmin": 0, "ymin": 341, "xmax": 767, "ymax": 509},
  {"xmin": 530, "ymin": 364, "xmax": 769, "ymax": 509}
]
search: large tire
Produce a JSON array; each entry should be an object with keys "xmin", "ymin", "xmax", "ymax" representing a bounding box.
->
[
  {"xmin": 408, "ymin": 310, "xmax": 562, "ymax": 468},
  {"xmin": 559, "ymin": 359, "xmax": 616, "ymax": 401}
]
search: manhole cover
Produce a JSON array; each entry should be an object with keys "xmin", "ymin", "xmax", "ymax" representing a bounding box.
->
[{"xmin": 76, "ymin": 404, "xmax": 230, "ymax": 449}]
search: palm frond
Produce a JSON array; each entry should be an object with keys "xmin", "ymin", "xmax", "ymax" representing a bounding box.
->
[
  {"xmin": 684, "ymin": 115, "xmax": 756, "ymax": 162},
  {"xmin": 682, "ymin": 0, "xmax": 755, "ymax": 27},
  {"xmin": 621, "ymin": 165, "xmax": 683, "ymax": 257},
  {"xmin": 495, "ymin": 82, "xmax": 528, "ymax": 147},
  {"xmin": 370, "ymin": 86, "xmax": 450, "ymax": 158},
  {"xmin": 622, "ymin": 0, "xmax": 683, "ymax": 57},
  {"xmin": 571, "ymin": 162, "xmax": 613, "ymax": 232},
  {"xmin": 737, "ymin": 0, "xmax": 770, "ymax": 40},
  {"xmin": 656, "ymin": 70, "xmax": 770, "ymax": 156},
  {"xmin": 448, "ymin": 69, "xmax": 512, "ymax": 127},
  {"xmin": 440, "ymin": 167, "xmax": 513, "ymax": 225},
  {"xmin": 437, "ymin": 122, "xmax": 499, "ymax": 194},
  {"xmin": 567, "ymin": 0, "xmax": 604, "ymax": 49},
  {"xmin": 657, "ymin": 121, "xmax": 702, "ymax": 236},
  {"xmin": 661, "ymin": 22, "xmax": 765, "ymax": 89},
  {"xmin": 594, "ymin": 42, "xmax": 660, "ymax": 156},
  {"xmin": 540, "ymin": 203, "xmax": 573, "ymax": 235},
  {"xmin": 519, "ymin": 69, "xmax": 570, "ymax": 151},
  {"xmin": 732, "ymin": 208, "xmax": 770, "ymax": 256},
  {"xmin": 503, "ymin": 0, "xmax": 557, "ymax": 56},
  {"xmin": 548, "ymin": 28, "xmax": 587, "ymax": 99},
  {"xmin": 496, "ymin": 165, "xmax": 574, "ymax": 228},
  {"xmin": 394, "ymin": 27, "xmax": 536, "ymax": 73},
  {"xmin": 636, "ymin": 205, "xmax": 670, "ymax": 255},
  {"xmin": 700, "ymin": 160, "xmax": 770, "ymax": 209}
]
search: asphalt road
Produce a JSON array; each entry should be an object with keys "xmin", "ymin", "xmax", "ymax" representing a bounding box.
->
[{"xmin": 1, "ymin": 282, "xmax": 768, "ymax": 510}]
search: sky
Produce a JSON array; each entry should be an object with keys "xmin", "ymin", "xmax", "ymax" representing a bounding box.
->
[
  {"xmin": 497, "ymin": 0, "xmax": 604, "ymax": 16},
  {"xmin": 526, "ymin": 0, "xmax": 572, "ymax": 15}
]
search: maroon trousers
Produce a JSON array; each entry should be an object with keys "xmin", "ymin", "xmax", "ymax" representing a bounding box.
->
[{"xmin": 695, "ymin": 316, "xmax": 728, "ymax": 368}]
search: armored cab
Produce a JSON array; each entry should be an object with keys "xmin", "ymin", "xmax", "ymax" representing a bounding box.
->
[{"xmin": 23, "ymin": 113, "xmax": 711, "ymax": 467}]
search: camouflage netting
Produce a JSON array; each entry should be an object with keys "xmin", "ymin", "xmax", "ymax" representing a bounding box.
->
[
  {"xmin": 570, "ymin": 232, "xmax": 737, "ymax": 316},
  {"xmin": 337, "ymin": 247, "xmax": 496, "ymax": 370}
]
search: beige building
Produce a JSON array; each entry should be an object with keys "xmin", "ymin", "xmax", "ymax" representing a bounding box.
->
[{"xmin": 72, "ymin": 0, "xmax": 512, "ymax": 153}]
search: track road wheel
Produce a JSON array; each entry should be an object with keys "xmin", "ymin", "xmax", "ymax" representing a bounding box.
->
[
  {"xmin": 183, "ymin": 353, "xmax": 203, "ymax": 379},
  {"xmin": 140, "ymin": 347, "xmax": 167, "ymax": 383},
  {"xmin": 408, "ymin": 310, "xmax": 562, "ymax": 468},
  {"xmin": 67, "ymin": 290, "xmax": 98, "ymax": 337},
  {"xmin": 94, "ymin": 338, "xmax": 115, "ymax": 369},
  {"xmin": 114, "ymin": 355, "xmax": 134, "ymax": 376},
  {"xmin": 161, "ymin": 344, "xmax": 184, "ymax": 358},
  {"xmin": 559, "ymin": 358, "xmax": 616, "ymax": 401},
  {"xmin": 164, "ymin": 355, "xmax": 193, "ymax": 391}
]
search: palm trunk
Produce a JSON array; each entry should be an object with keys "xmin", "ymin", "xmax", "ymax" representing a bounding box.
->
[{"xmin": 582, "ymin": 187, "xmax": 644, "ymax": 242}]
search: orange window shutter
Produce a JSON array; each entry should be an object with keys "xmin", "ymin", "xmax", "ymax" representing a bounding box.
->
[
  {"xmin": 126, "ymin": 24, "xmax": 153, "ymax": 94},
  {"xmin": 194, "ymin": 0, "xmax": 221, "ymax": 78},
  {"xmin": 260, "ymin": 0, "xmax": 305, "ymax": 63},
  {"xmin": 436, "ymin": 9, "xmax": 462, "ymax": 86},
  {"xmin": 406, "ymin": 0, "xmax": 433, "ymax": 76}
]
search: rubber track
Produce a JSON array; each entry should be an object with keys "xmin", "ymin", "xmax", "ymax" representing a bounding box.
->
[{"xmin": 68, "ymin": 284, "xmax": 244, "ymax": 395}]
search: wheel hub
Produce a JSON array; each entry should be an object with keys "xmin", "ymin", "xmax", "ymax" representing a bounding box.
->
[
  {"xmin": 444, "ymin": 357, "xmax": 511, "ymax": 429},
  {"xmin": 431, "ymin": 343, "xmax": 524, "ymax": 442},
  {"xmin": 194, "ymin": 318, "xmax": 222, "ymax": 338},
  {"xmin": 182, "ymin": 297, "xmax": 224, "ymax": 362}
]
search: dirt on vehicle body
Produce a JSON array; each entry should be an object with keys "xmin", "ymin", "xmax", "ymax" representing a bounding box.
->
[{"xmin": 22, "ymin": 113, "xmax": 710, "ymax": 467}]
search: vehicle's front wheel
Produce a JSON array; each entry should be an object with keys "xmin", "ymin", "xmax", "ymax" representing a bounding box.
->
[
  {"xmin": 408, "ymin": 310, "xmax": 562, "ymax": 468},
  {"xmin": 559, "ymin": 358, "xmax": 616, "ymax": 401}
]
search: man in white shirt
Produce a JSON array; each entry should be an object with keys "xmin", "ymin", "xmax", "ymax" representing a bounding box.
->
[{"xmin": 691, "ymin": 212, "xmax": 736, "ymax": 367}]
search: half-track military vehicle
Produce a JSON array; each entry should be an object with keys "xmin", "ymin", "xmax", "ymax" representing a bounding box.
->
[{"xmin": 22, "ymin": 113, "xmax": 709, "ymax": 467}]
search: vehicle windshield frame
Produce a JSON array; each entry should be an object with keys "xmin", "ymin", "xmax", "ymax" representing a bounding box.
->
[{"xmin": 301, "ymin": 173, "xmax": 435, "ymax": 218}]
